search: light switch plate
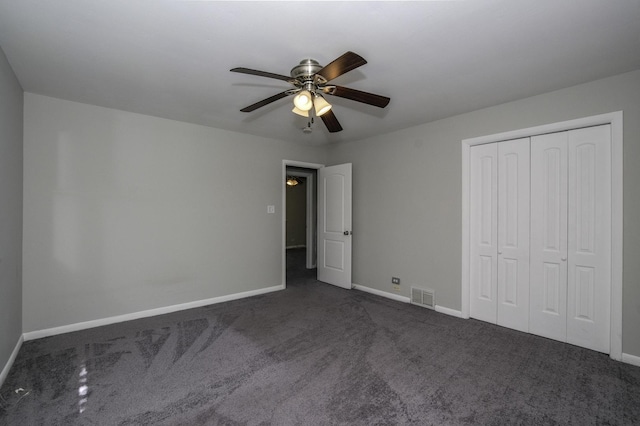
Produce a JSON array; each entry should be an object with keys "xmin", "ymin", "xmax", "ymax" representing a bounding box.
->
[{"xmin": 267, "ymin": 205, "xmax": 275, "ymax": 214}]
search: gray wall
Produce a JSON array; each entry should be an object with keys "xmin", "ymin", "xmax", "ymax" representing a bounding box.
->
[
  {"xmin": 327, "ymin": 70, "xmax": 640, "ymax": 358},
  {"xmin": 15, "ymin": 69, "xmax": 640, "ymax": 359},
  {"xmin": 0, "ymin": 47, "xmax": 23, "ymax": 374},
  {"xmin": 22, "ymin": 93, "xmax": 325, "ymax": 332}
]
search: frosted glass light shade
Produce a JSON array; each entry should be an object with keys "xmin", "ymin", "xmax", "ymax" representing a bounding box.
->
[
  {"xmin": 293, "ymin": 90, "xmax": 313, "ymax": 111},
  {"xmin": 292, "ymin": 106, "xmax": 309, "ymax": 117},
  {"xmin": 313, "ymin": 96, "xmax": 332, "ymax": 116}
]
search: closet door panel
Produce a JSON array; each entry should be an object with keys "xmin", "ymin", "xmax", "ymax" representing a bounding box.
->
[
  {"xmin": 530, "ymin": 132, "xmax": 568, "ymax": 342},
  {"xmin": 567, "ymin": 125, "xmax": 611, "ymax": 353},
  {"xmin": 497, "ymin": 138, "xmax": 530, "ymax": 332},
  {"xmin": 470, "ymin": 143, "xmax": 498, "ymax": 323}
]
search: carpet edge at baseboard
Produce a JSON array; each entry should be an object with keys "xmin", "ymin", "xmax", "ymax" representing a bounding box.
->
[
  {"xmin": 353, "ymin": 284, "xmax": 411, "ymax": 303},
  {"xmin": 621, "ymin": 352, "xmax": 640, "ymax": 367},
  {"xmin": 352, "ymin": 284, "xmax": 468, "ymax": 321},
  {"xmin": 435, "ymin": 305, "xmax": 466, "ymax": 318},
  {"xmin": 0, "ymin": 334, "xmax": 23, "ymax": 388},
  {"xmin": 22, "ymin": 285, "xmax": 285, "ymax": 342}
]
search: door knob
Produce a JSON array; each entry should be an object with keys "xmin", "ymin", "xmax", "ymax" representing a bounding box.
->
[
  {"xmin": 561, "ymin": 257, "xmax": 567, "ymax": 261},
  {"xmin": 343, "ymin": 230, "xmax": 352, "ymax": 235}
]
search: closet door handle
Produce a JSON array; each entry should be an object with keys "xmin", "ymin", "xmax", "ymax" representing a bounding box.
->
[{"xmin": 561, "ymin": 257, "xmax": 567, "ymax": 261}]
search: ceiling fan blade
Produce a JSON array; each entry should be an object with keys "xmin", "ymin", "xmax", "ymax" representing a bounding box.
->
[
  {"xmin": 320, "ymin": 110, "xmax": 343, "ymax": 133},
  {"xmin": 230, "ymin": 67, "xmax": 293, "ymax": 82},
  {"xmin": 240, "ymin": 91, "xmax": 290, "ymax": 112},
  {"xmin": 324, "ymin": 85, "xmax": 390, "ymax": 108},
  {"xmin": 316, "ymin": 51, "xmax": 367, "ymax": 82}
]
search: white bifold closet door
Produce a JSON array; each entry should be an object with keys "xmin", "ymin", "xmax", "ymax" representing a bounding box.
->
[
  {"xmin": 470, "ymin": 124, "xmax": 611, "ymax": 353},
  {"xmin": 470, "ymin": 138, "xmax": 530, "ymax": 332},
  {"xmin": 530, "ymin": 125, "xmax": 611, "ymax": 353}
]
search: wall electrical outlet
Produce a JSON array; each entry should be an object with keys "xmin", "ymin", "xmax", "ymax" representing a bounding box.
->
[{"xmin": 392, "ymin": 277, "xmax": 400, "ymax": 285}]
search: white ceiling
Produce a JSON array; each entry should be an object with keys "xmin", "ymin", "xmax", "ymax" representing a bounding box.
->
[{"xmin": 0, "ymin": 1, "xmax": 638, "ymax": 145}]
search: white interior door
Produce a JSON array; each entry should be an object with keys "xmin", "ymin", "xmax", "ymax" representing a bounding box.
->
[
  {"xmin": 317, "ymin": 163, "xmax": 352, "ymax": 289},
  {"xmin": 528, "ymin": 126, "xmax": 612, "ymax": 353},
  {"xmin": 566, "ymin": 125, "xmax": 611, "ymax": 353},
  {"xmin": 469, "ymin": 143, "xmax": 498, "ymax": 323},
  {"xmin": 530, "ymin": 131, "xmax": 569, "ymax": 342},
  {"xmin": 463, "ymin": 116, "xmax": 620, "ymax": 357},
  {"xmin": 497, "ymin": 138, "xmax": 530, "ymax": 332}
]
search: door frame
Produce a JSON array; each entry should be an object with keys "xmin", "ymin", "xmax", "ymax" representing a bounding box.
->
[
  {"xmin": 282, "ymin": 160, "xmax": 324, "ymax": 287},
  {"xmin": 461, "ymin": 111, "xmax": 623, "ymax": 361}
]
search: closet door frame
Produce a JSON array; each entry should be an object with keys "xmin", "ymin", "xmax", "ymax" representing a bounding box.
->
[{"xmin": 461, "ymin": 111, "xmax": 623, "ymax": 361}]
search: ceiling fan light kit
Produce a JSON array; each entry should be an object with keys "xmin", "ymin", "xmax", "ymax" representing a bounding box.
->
[
  {"xmin": 292, "ymin": 106, "xmax": 309, "ymax": 117},
  {"xmin": 313, "ymin": 95, "xmax": 332, "ymax": 116},
  {"xmin": 293, "ymin": 90, "xmax": 313, "ymax": 111},
  {"xmin": 231, "ymin": 51, "xmax": 390, "ymax": 133}
]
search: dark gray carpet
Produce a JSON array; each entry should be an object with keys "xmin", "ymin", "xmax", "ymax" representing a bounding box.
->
[{"xmin": 1, "ymin": 248, "xmax": 639, "ymax": 425}]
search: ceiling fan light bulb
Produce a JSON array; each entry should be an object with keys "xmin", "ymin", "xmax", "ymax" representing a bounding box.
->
[
  {"xmin": 293, "ymin": 90, "xmax": 313, "ymax": 111},
  {"xmin": 314, "ymin": 96, "xmax": 332, "ymax": 116},
  {"xmin": 292, "ymin": 106, "xmax": 309, "ymax": 117}
]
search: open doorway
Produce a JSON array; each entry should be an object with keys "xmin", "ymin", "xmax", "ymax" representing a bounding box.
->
[
  {"xmin": 285, "ymin": 166, "xmax": 317, "ymax": 285},
  {"xmin": 282, "ymin": 160, "xmax": 353, "ymax": 290}
]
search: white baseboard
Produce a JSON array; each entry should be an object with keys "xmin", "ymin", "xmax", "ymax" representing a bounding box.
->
[
  {"xmin": 353, "ymin": 284, "xmax": 411, "ymax": 303},
  {"xmin": 435, "ymin": 305, "xmax": 467, "ymax": 319},
  {"xmin": 23, "ymin": 285, "xmax": 285, "ymax": 341},
  {"xmin": 352, "ymin": 285, "xmax": 468, "ymax": 319},
  {"xmin": 621, "ymin": 352, "xmax": 640, "ymax": 367},
  {"xmin": 1, "ymin": 334, "xmax": 23, "ymax": 388}
]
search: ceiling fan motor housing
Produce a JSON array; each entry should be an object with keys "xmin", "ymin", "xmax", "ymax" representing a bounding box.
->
[{"xmin": 290, "ymin": 59, "xmax": 322, "ymax": 81}]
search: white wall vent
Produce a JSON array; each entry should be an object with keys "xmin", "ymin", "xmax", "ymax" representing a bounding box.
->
[{"xmin": 411, "ymin": 287, "xmax": 435, "ymax": 310}]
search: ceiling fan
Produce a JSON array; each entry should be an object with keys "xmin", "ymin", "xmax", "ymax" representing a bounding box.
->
[{"xmin": 230, "ymin": 51, "xmax": 390, "ymax": 133}]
